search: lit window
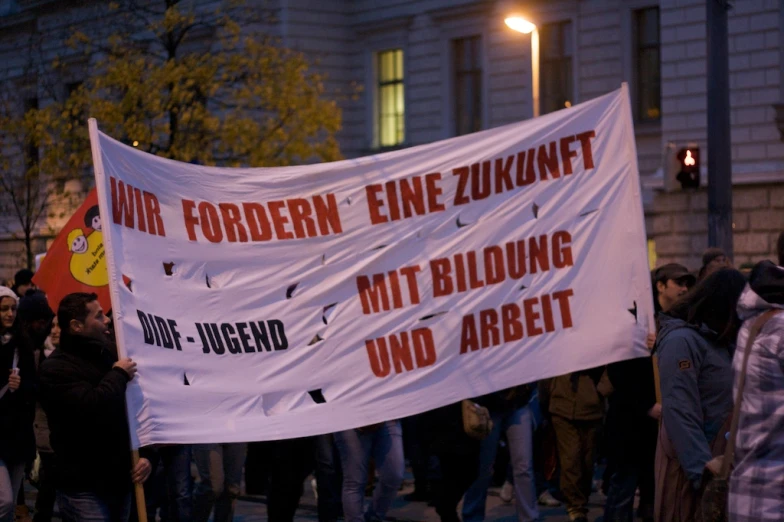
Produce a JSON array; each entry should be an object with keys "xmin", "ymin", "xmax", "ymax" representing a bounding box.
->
[
  {"xmin": 377, "ymin": 49, "xmax": 405, "ymax": 148},
  {"xmin": 634, "ymin": 7, "xmax": 661, "ymax": 121},
  {"xmin": 453, "ymin": 36, "xmax": 482, "ymax": 136},
  {"xmin": 647, "ymin": 239, "xmax": 657, "ymax": 270},
  {"xmin": 540, "ymin": 21, "xmax": 573, "ymax": 115}
]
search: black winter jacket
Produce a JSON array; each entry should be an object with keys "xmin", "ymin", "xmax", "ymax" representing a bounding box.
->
[
  {"xmin": 39, "ymin": 334, "xmax": 134, "ymax": 494},
  {"xmin": 0, "ymin": 333, "xmax": 36, "ymax": 465}
]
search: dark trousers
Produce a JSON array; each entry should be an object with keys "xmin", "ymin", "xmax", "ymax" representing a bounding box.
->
[
  {"xmin": 604, "ymin": 427, "xmax": 656, "ymax": 522},
  {"xmin": 58, "ymin": 491, "xmax": 131, "ymax": 522},
  {"xmin": 432, "ymin": 448, "xmax": 480, "ymax": 522},
  {"xmin": 157, "ymin": 445, "xmax": 193, "ymax": 522},
  {"xmin": 266, "ymin": 438, "xmax": 314, "ymax": 522},
  {"xmin": 33, "ymin": 453, "xmax": 57, "ymax": 522},
  {"xmin": 402, "ymin": 414, "xmax": 438, "ymax": 497},
  {"xmin": 551, "ymin": 415, "xmax": 601, "ymax": 519},
  {"xmin": 130, "ymin": 445, "xmax": 193, "ymax": 522},
  {"xmin": 245, "ymin": 442, "xmax": 270, "ymax": 495},
  {"xmin": 314, "ymin": 434, "xmax": 343, "ymax": 522}
]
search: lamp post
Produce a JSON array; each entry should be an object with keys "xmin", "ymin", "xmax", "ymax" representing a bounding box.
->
[
  {"xmin": 504, "ymin": 15, "xmax": 540, "ymax": 117},
  {"xmin": 706, "ymin": 0, "xmax": 733, "ymax": 258}
]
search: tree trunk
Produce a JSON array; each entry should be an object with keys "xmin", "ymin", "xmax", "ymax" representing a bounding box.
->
[{"xmin": 25, "ymin": 229, "xmax": 34, "ymax": 270}]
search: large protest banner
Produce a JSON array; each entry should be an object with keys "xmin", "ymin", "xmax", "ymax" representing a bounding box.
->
[{"xmin": 90, "ymin": 85, "xmax": 654, "ymax": 447}]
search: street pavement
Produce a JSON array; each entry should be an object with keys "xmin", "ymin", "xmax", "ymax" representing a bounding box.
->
[
  {"xmin": 232, "ymin": 477, "xmax": 607, "ymax": 521},
  {"xmin": 23, "ymin": 473, "xmax": 607, "ymax": 521},
  {"xmin": 228, "ymin": 474, "xmax": 604, "ymax": 522}
]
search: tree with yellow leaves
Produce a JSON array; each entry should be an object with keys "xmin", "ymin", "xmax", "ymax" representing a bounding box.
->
[
  {"xmin": 0, "ymin": 0, "xmax": 345, "ymax": 269},
  {"xmin": 65, "ymin": 0, "xmax": 344, "ymax": 166}
]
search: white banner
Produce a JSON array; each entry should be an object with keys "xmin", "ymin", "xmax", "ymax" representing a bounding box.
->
[{"xmin": 90, "ymin": 85, "xmax": 654, "ymax": 447}]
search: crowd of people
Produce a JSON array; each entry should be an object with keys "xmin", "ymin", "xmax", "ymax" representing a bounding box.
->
[{"xmin": 1, "ymin": 233, "xmax": 783, "ymax": 522}]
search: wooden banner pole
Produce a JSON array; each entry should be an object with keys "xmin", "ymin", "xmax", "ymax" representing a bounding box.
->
[{"xmin": 131, "ymin": 450, "xmax": 148, "ymax": 522}]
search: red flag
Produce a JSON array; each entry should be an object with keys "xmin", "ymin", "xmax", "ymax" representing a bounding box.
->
[{"xmin": 33, "ymin": 188, "xmax": 112, "ymax": 313}]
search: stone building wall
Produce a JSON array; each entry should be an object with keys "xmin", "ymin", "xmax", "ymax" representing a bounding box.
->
[{"xmin": 649, "ymin": 183, "xmax": 784, "ymax": 270}]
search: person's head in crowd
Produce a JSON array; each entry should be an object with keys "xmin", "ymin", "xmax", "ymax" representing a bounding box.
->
[
  {"xmin": 49, "ymin": 316, "xmax": 61, "ymax": 349},
  {"xmin": 0, "ymin": 286, "xmax": 19, "ymax": 335},
  {"xmin": 12, "ymin": 268, "xmax": 35, "ymax": 297},
  {"xmin": 17, "ymin": 290, "xmax": 54, "ymax": 347},
  {"xmin": 58, "ymin": 292, "xmax": 110, "ymax": 344},
  {"xmin": 778, "ymin": 231, "xmax": 784, "ymax": 266},
  {"xmin": 698, "ymin": 247, "xmax": 732, "ymax": 280},
  {"xmin": 668, "ymin": 268, "xmax": 747, "ymax": 345},
  {"xmin": 652, "ymin": 263, "xmax": 696, "ymax": 313}
]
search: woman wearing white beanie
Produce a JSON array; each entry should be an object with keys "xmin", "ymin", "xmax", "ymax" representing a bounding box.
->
[{"xmin": 0, "ymin": 285, "xmax": 36, "ymax": 522}]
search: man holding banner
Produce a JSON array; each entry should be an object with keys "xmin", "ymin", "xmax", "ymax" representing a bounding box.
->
[{"xmin": 38, "ymin": 292, "xmax": 151, "ymax": 521}]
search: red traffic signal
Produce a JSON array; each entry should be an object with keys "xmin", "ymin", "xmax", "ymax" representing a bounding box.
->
[{"xmin": 676, "ymin": 148, "xmax": 700, "ymax": 189}]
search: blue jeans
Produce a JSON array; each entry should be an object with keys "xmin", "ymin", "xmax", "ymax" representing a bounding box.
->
[
  {"xmin": 193, "ymin": 443, "xmax": 247, "ymax": 522},
  {"xmin": 152, "ymin": 445, "xmax": 193, "ymax": 522},
  {"xmin": 334, "ymin": 421, "xmax": 404, "ymax": 522},
  {"xmin": 0, "ymin": 459, "xmax": 25, "ymax": 522},
  {"xmin": 57, "ymin": 491, "xmax": 131, "ymax": 522},
  {"xmin": 462, "ymin": 406, "xmax": 538, "ymax": 522}
]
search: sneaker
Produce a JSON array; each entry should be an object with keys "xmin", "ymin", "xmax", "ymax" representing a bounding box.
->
[
  {"xmin": 538, "ymin": 490, "xmax": 562, "ymax": 507},
  {"xmin": 499, "ymin": 481, "xmax": 514, "ymax": 503}
]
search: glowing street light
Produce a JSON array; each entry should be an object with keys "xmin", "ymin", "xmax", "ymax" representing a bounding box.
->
[
  {"xmin": 505, "ymin": 15, "xmax": 540, "ymax": 117},
  {"xmin": 504, "ymin": 16, "xmax": 536, "ymax": 34}
]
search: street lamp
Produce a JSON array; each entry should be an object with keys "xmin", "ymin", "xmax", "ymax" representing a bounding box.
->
[{"xmin": 504, "ymin": 15, "xmax": 540, "ymax": 117}]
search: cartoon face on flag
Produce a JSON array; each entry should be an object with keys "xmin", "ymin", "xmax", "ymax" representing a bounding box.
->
[{"xmin": 33, "ymin": 188, "xmax": 112, "ymax": 313}]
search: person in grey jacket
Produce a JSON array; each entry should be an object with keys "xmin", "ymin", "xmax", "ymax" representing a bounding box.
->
[
  {"xmin": 653, "ymin": 268, "xmax": 746, "ymax": 522},
  {"xmin": 728, "ymin": 247, "xmax": 784, "ymax": 521}
]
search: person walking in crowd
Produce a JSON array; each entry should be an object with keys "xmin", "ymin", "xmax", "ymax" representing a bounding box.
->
[
  {"xmin": 654, "ymin": 268, "xmax": 746, "ymax": 521},
  {"xmin": 462, "ymin": 384, "xmax": 538, "ymax": 522},
  {"xmin": 134, "ymin": 444, "xmax": 193, "ymax": 522},
  {"xmin": 11, "ymin": 269, "xmax": 36, "ymax": 298},
  {"xmin": 33, "ymin": 315, "xmax": 59, "ymax": 522},
  {"xmin": 539, "ymin": 368, "xmax": 606, "ymax": 522},
  {"xmin": 529, "ymin": 387, "xmax": 562, "ymax": 508},
  {"xmin": 603, "ymin": 334, "xmax": 659, "ymax": 522},
  {"xmin": 13, "ymin": 291, "xmax": 55, "ymax": 522},
  {"xmin": 602, "ymin": 266, "xmax": 694, "ymax": 522},
  {"xmin": 728, "ymin": 235, "xmax": 784, "ymax": 520},
  {"xmin": 313, "ymin": 434, "xmax": 343, "ymax": 522},
  {"xmin": 333, "ymin": 421, "xmax": 404, "ymax": 522},
  {"xmin": 264, "ymin": 437, "xmax": 316, "ymax": 522},
  {"xmin": 424, "ymin": 401, "xmax": 482, "ymax": 522},
  {"xmin": 0, "ymin": 287, "xmax": 36, "ymax": 522},
  {"xmin": 652, "ymin": 263, "xmax": 696, "ymax": 314},
  {"xmin": 192, "ymin": 442, "xmax": 247, "ymax": 522},
  {"xmin": 38, "ymin": 292, "xmax": 151, "ymax": 521},
  {"xmin": 697, "ymin": 248, "xmax": 732, "ymax": 281}
]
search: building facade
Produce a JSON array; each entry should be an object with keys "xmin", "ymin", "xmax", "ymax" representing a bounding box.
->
[{"xmin": 1, "ymin": 0, "xmax": 783, "ymax": 278}]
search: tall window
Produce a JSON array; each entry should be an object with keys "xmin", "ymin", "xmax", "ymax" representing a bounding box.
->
[
  {"xmin": 540, "ymin": 21, "xmax": 573, "ymax": 115},
  {"xmin": 453, "ymin": 36, "xmax": 482, "ymax": 136},
  {"xmin": 377, "ymin": 49, "xmax": 405, "ymax": 148},
  {"xmin": 634, "ymin": 7, "xmax": 661, "ymax": 121}
]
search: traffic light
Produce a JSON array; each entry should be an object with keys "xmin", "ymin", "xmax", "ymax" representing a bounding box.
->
[{"xmin": 676, "ymin": 147, "xmax": 700, "ymax": 189}]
